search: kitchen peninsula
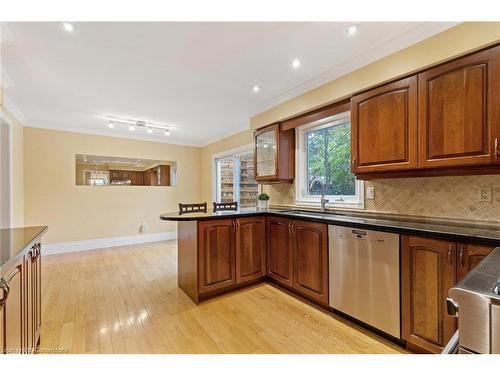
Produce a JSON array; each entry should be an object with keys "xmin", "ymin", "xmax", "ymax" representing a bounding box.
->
[
  {"xmin": 0, "ymin": 226, "xmax": 47, "ymax": 354},
  {"xmin": 161, "ymin": 208, "xmax": 500, "ymax": 353}
]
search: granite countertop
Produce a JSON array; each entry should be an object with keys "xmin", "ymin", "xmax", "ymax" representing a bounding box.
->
[
  {"xmin": 160, "ymin": 208, "xmax": 500, "ymax": 245},
  {"xmin": 0, "ymin": 226, "xmax": 48, "ymax": 268}
]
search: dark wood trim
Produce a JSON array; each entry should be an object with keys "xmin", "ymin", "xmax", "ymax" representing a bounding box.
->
[
  {"xmin": 280, "ymin": 99, "xmax": 351, "ymax": 131},
  {"xmin": 355, "ymin": 163, "xmax": 500, "ymax": 180}
]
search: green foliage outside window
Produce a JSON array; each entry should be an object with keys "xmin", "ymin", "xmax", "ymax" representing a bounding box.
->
[{"xmin": 307, "ymin": 121, "xmax": 356, "ymax": 196}]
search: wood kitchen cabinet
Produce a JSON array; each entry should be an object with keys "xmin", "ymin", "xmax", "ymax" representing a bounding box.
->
[
  {"xmin": 351, "ymin": 76, "xmax": 418, "ymax": 173},
  {"xmin": 267, "ymin": 217, "xmax": 293, "ymax": 287},
  {"xmin": 267, "ymin": 217, "xmax": 328, "ymax": 304},
  {"xmin": 292, "ymin": 220, "xmax": 329, "ymax": 304},
  {"xmin": 418, "ymin": 45, "xmax": 500, "ymax": 168},
  {"xmin": 456, "ymin": 243, "xmax": 494, "ymax": 282},
  {"xmin": 402, "ymin": 235, "xmax": 494, "ymax": 353},
  {"xmin": 184, "ymin": 217, "xmax": 266, "ymax": 300},
  {"xmin": 351, "ymin": 44, "xmax": 500, "ymax": 179},
  {"xmin": 235, "ymin": 217, "xmax": 266, "ymax": 284},
  {"xmin": 198, "ymin": 219, "xmax": 236, "ymax": 294},
  {"xmin": 0, "ymin": 261, "xmax": 23, "ymax": 354},
  {"xmin": 254, "ymin": 124, "xmax": 295, "ymax": 182}
]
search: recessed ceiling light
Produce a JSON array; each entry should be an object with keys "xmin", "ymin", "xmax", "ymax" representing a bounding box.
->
[
  {"xmin": 108, "ymin": 121, "xmax": 115, "ymax": 129},
  {"xmin": 129, "ymin": 126, "xmax": 135, "ymax": 131},
  {"xmin": 147, "ymin": 128, "xmax": 153, "ymax": 134},
  {"xmin": 164, "ymin": 129, "xmax": 170, "ymax": 136},
  {"xmin": 346, "ymin": 24, "xmax": 359, "ymax": 35},
  {"xmin": 59, "ymin": 22, "xmax": 76, "ymax": 33},
  {"xmin": 253, "ymin": 86, "xmax": 260, "ymax": 93},
  {"xmin": 292, "ymin": 59, "xmax": 301, "ymax": 69}
]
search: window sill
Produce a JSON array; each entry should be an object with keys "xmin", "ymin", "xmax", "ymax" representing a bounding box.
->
[{"xmin": 295, "ymin": 199, "xmax": 365, "ymax": 210}]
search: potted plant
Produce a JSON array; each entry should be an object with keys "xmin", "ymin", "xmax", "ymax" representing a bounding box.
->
[{"xmin": 257, "ymin": 193, "xmax": 270, "ymax": 209}]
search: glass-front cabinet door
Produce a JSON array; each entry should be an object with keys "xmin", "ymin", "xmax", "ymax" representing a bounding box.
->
[{"xmin": 255, "ymin": 124, "xmax": 278, "ymax": 179}]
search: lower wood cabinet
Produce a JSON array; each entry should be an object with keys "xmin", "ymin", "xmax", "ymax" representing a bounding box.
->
[
  {"xmin": 402, "ymin": 235, "xmax": 494, "ymax": 353},
  {"xmin": 1, "ymin": 243, "xmax": 42, "ymax": 354},
  {"xmin": 197, "ymin": 217, "xmax": 266, "ymax": 296},
  {"xmin": 235, "ymin": 217, "xmax": 266, "ymax": 284},
  {"xmin": 0, "ymin": 261, "xmax": 23, "ymax": 354},
  {"xmin": 456, "ymin": 243, "xmax": 493, "ymax": 282},
  {"xmin": 292, "ymin": 220, "xmax": 329, "ymax": 304},
  {"xmin": 198, "ymin": 219, "xmax": 236, "ymax": 294},
  {"xmin": 267, "ymin": 217, "xmax": 293, "ymax": 287},
  {"xmin": 267, "ymin": 217, "xmax": 328, "ymax": 304}
]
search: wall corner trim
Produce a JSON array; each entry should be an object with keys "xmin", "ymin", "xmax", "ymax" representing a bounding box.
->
[{"xmin": 42, "ymin": 230, "xmax": 177, "ymax": 255}]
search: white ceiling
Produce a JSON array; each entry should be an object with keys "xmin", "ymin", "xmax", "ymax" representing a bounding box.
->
[{"xmin": 1, "ymin": 22, "xmax": 458, "ymax": 146}]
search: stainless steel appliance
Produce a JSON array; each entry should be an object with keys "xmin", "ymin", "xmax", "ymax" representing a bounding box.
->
[
  {"xmin": 444, "ymin": 248, "xmax": 500, "ymax": 354},
  {"xmin": 329, "ymin": 225, "xmax": 400, "ymax": 338}
]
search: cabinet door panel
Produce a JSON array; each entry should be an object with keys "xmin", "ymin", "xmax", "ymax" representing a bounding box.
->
[
  {"xmin": 419, "ymin": 46, "xmax": 500, "ymax": 167},
  {"xmin": 351, "ymin": 76, "xmax": 418, "ymax": 173},
  {"xmin": 267, "ymin": 217, "xmax": 293, "ymax": 287},
  {"xmin": 235, "ymin": 217, "xmax": 266, "ymax": 283},
  {"xmin": 402, "ymin": 236, "xmax": 456, "ymax": 353},
  {"xmin": 456, "ymin": 243, "xmax": 494, "ymax": 282},
  {"xmin": 1, "ymin": 264, "xmax": 23, "ymax": 354},
  {"xmin": 292, "ymin": 220, "xmax": 328, "ymax": 303},
  {"xmin": 198, "ymin": 220, "xmax": 235, "ymax": 294}
]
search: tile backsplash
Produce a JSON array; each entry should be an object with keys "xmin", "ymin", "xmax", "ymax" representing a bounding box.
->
[{"xmin": 264, "ymin": 175, "xmax": 500, "ymax": 223}]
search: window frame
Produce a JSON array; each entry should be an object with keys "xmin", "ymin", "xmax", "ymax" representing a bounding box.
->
[
  {"xmin": 295, "ymin": 111, "xmax": 364, "ymax": 209},
  {"xmin": 211, "ymin": 144, "xmax": 260, "ymax": 207}
]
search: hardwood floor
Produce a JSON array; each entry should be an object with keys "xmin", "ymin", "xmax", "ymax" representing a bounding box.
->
[{"xmin": 40, "ymin": 241, "xmax": 406, "ymax": 354}]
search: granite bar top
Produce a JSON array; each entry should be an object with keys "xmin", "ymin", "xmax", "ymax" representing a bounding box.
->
[
  {"xmin": 0, "ymin": 226, "xmax": 48, "ymax": 268},
  {"xmin": 160, "ymin": 208, "xmax": 500, "ymax": 245}
]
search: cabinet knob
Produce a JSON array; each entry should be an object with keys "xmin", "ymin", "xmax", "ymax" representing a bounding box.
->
[{"xmin": 459, "ymin": 246, "xmax": 464, "ymax": 267}]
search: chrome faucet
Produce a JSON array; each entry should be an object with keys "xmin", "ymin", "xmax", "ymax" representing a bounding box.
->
[{"xmin": 309, "ymin": 177, "xmax": 330, "ymax": 212}]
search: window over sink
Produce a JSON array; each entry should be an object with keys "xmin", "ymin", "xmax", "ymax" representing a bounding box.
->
[{"xmin": 296, "ymin": 111, "xmax": 364, "ymax": 209}]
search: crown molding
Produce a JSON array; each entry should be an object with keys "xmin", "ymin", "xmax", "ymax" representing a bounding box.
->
[
  {"xmin": 250, "ymin": 22, "xmax": 461, "ymax": 116},
  {"xmin": 1, "ymin": 93, "xmax": 27, "ymax": 125}
]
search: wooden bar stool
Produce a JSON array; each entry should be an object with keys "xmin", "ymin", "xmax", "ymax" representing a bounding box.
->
[
  {"xmin": 212, "ymin": 201, "xmax": 238, "ymax": 212},
  {"xmin": 178, "ymin": 202, "xmax": 207, "ymax": 215}
]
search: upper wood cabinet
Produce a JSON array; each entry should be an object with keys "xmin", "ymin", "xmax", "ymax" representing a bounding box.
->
[
  {"xmin": 254, "ymin": 124, "xmax": 295, "ymax": 182},
  {"xmin": 235, "ymin": 217, "xmax": 266, "ymax": 284},
  {"xmin": 292, "ymin": 220, "xmax": 329, "ymax": 304},
  {"xmin": 419, "ymin": 46, "xmax": 500, "ymax": 168},
  {"xmin": 198, "ymin": 219, "xmax": 236, "ymax": 294},
  {"xmin": 350, "ymin": 44, "xmax": 500, "ymax": 178},
  {"xmin": 351, "ymin": 76, "xmax": 418, "ymax": 173}
]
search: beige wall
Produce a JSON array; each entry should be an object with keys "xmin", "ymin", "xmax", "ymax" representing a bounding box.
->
[
  {"xmin": 199, "ymin": 22, "xmax": 500, "ymax": 223},
  {"xmin": 24, "ymin": 127, "xmax": 201, "ymax": 244}
]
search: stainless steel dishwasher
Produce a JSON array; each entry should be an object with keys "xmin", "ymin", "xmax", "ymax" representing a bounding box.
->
[{"xmin": 329, "ymin": 225, "xmax": 401, "ymax": 338}]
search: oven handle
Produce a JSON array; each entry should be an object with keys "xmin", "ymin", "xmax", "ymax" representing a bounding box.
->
[{"xmin": 441, "ymin": 330, "xmax": 459, "ymax": 354}]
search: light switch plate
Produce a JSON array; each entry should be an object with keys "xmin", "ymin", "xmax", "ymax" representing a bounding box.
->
[
  {"xmin": 476, "ymin": 186, "xmax": 492, "ymax": 202},
  {"xmin": 366, "ymin": 186, "xmax": 375, "ymax": 200}
]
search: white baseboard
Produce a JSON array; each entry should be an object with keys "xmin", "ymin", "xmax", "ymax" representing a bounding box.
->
[{"xmin": 43, "ymin": 231, "xmax": 177, "ymax": 255}]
